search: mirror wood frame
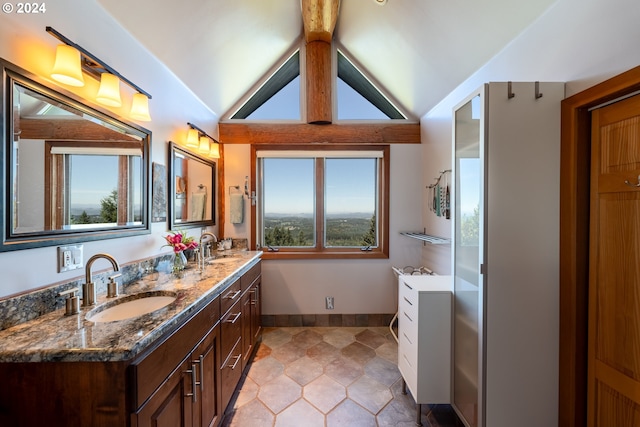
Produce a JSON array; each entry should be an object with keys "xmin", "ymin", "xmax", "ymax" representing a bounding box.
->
[
  {"xmin": 167, "ymin": 141, "xmax": 216, "ymax": 231},
  {"xmin": 0, "ymin": 58, "xmax": 151, "ymax": 252}
]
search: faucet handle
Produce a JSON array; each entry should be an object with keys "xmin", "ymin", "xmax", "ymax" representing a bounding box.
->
[
  {"xmin": 107, "ymin": 275, "xmax": 121, "ymax": 298},
  {"xmin": 58, "ymin": 288, "xmax": 80, "ymax": 316}
]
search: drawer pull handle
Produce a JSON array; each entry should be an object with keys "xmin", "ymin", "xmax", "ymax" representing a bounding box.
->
[
  {"xmin": 403, "ymin": 353, "xmax": 412, "ymax": 368},
  {"xmin": 225, "ymin": 289, "xmax": 241, "ymax": 300},
  {"xmin": 403, "ymin": 282, "xmax": 413, "ymax": 290},
  {"xmin": 225, "ymin": 312, "xmax": 242, "ymax": 324},
  {"xmin": 403, "ymin": 312, "xmax": 413, "ymax": 322},
  {"xmin": 192, "ymin": 354, "xmax": 205, "ymax": 391},
  {"xmin": 403, "ymin": 296, "xmax": 413, "ymax": 306},
  {"xmin": 185, "ymin": 362, "xmax": 200, "ymax": 403},
  {"xmin": 228, "ymin": 354, "xmax": 242, "ymax": 370},
  {"xmin": 403, "ymin": 332, "xmax": 413, "ymax": 345}
]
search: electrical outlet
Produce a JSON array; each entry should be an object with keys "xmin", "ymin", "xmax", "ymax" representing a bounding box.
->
[
  {"xmin": 58, "ymin": 244, "xmax": 83, "ymax": 273},
  {"xmin": 325, "ymin": 296, "xmax": 334, "ymax": 310}
]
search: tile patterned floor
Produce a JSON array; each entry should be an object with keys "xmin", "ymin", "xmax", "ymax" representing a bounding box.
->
[{"xmin": 222, "ymin": 327, "xmax": 462, "ymax": 427}]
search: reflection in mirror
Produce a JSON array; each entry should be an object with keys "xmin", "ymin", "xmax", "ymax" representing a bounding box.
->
[
  {"xmin": 1, "ymin": 59, "xmax": 150, "ymax": 251},
  {"xmin": 168, "ymin": 142, "xmax": 215, "ymax": 230}
]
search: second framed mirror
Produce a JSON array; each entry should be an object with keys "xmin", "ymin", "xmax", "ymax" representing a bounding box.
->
[{"xmin": 168, "ymin": 141, "xmax": 216, "ymax": 229}]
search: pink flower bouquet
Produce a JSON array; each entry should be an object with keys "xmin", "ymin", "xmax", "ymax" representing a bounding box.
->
[{"xmin": 163, "ymin": 230, "xmax": 198, "ymax": 253}]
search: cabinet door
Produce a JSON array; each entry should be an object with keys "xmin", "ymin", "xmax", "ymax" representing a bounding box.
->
[
  {"xmin": 133, "ymin": 358, "xmax": 193, "ymax": 427},
  {"xmin": 250, "ymin": 280, "xmax": 262, "ymax": 344},
  {"xmin": 241, "ymin": 287, "xmax": 253, "ymax": 370},
  {"xmin": 192, "ymin": 325, "xmax": 222, "ymax": 427},
  {"xmin": 452, "ymin": 88, "xmax": 484, "ymax": 427}
]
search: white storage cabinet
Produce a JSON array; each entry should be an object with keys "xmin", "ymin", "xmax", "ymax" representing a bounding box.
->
[{"xmin": 397, "ymin": 274, "xmax": 452, "ymax": 426}]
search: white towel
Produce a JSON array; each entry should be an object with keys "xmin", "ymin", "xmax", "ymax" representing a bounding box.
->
[
  {"xmin": 190, "ymin": 192, "xmax": 207, "ymax": 221},
  {"xmin": 230, "ymin": 193, "xmax": 244, "ymax": 224}
]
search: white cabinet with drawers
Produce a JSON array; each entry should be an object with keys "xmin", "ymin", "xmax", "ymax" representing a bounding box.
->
[{"xmin": 397, "ymin": 274, "xmax": 452, "ymax": 424}]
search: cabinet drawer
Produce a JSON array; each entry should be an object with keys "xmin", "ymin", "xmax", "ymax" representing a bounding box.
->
[
  {"xmin": 399, "ymin": 331, "xmax": 418, "ymax": 369},
  {"xmin": 221, "ymin": 301, "xmax": 242, "ymax": 357},
  {"xmin": 398, "ymin": 351, "xmax": 418, "ymax": 395},
  {"xmin": 240, "ymin": 261, "xmax": 261, "ymax": 292},
  {"xmin": 220, "ymin": 338, "xmax": 243, "ymax": 411},
  {"xmin": 131, "ymin": 295, "xmax": 220, "ymax": 409},
  {"xmin": 220, "ymin": 278, "xmax": 242, "ymax": 315},
  {"xmin": 399, "ymin": 281, "xmax": 418, "ymax": 306}
]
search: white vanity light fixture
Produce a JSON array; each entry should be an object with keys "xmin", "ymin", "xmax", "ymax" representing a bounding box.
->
[
  {"xmin": 50, "ymin": 44, "xmax": 85, "ymax": 87},
  {"xmin": 209, "ymin": 141, "xmax": 220, "ymax": 159},
  {"xmin": 129, "ymin": 93, "xmax": 152, "ymax": 121},
  {"xmin": 96, "ymin": 73, "xmax": 122, "ymax": 107},
  {"xmin": 186, "ymin": 127, "xmax": 200, "ymax": 149},
  {"xmin": 46, "ymin": 26, "xmax": 152, "ymax": 121},
  {"xmin": 198, "ymin": 136, "xmax": 211, "ymax": 155},
  {"xmin": 186, "ymin": 122, "xmax": 221, "ymax": 159},
  {"xmin": 374, "ymin": 0, "xmax": 387, "ymax": 5}
]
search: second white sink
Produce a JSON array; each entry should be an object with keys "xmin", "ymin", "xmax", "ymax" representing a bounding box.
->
[{"xmin": 87, "ymin": 291, "xmax": 177, "ymax": 323}]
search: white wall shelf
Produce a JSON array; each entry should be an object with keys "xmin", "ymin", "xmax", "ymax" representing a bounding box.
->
[{"xmin": 400, "ymin": 232, "xmax": 450, "ymax": 245}]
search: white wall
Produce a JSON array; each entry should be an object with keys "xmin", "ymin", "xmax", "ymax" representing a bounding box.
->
[
  {"xmin": 421, "ymin": 0, "xmax": 640, "ymax": 272},
  {"xmin": 0, "ymin": 0, "xmax": 218, "ymax": 298}
]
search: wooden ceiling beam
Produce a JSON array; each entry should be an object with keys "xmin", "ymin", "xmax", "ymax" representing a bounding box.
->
[
  {"xmin": 19, "ymin": 118, "xmax": 139, "ymax": 141},
  {"xmin": 218, "ymin": 122, "xmax": 420, "ymax": 144},
  {"xmin": 301, "ymin": 0, "xmax": 340, "ymax": 43}
]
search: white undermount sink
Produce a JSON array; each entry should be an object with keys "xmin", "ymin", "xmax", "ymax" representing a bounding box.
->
[
  {"xmin": 206, "ymin": 255, "xmax": 238, "ymax": 264},
  {"xmin": 86, "ymin": 291, "xmax": 177, "ymax": 323}
]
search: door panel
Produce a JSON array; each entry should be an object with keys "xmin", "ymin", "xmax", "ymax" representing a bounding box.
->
[{"xmin": 588, "ymin": 94, "xmax": 640, "ymax": 426}]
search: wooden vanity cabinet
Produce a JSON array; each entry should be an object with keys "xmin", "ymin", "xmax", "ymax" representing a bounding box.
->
[
  {"xmin": 131, "ymin": 294, "xmax": 222, "ymax": 427},
  {"xmin": 133, "ymin": 259, "xmax": 261, "ymax": 427},
  {"xmin": 0, "ymin": 259, "xmax": 261, "ymax": 427}
]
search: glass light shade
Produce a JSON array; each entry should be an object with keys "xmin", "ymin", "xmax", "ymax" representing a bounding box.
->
[
  {"xmin": 198, "ymin": 136, "xmax": 210, "ymax": 154},
  {"xmin": 186, "ymin": 128, "xmax": 199, "ymax": 148},
  {"xmin": 209, "ymin": 142, "xmax": 220, "ymax": 159},
  {"xmin": 96, "ymin": 73, "xmax": 122, "ymax": 107},
  {"xmin": 130, "ymin": 93, "xmax": 152, "ymax": 121},
  {"xmin": 51, "ymin": 45, "xmax": 85, "ymax": 87}
]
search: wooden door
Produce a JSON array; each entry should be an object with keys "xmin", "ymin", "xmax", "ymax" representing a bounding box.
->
[{"xmin": 588, "ymin": 93, "xmax": 640, "ymax": 426}]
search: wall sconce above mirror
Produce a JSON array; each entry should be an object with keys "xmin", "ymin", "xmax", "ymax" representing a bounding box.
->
[
  {"xmin": 0, "ymin": 58, "xmax": 151, "ymax": 251},
  {"xmin": 186, "ymin": 122, "xmax": 221, "ymax": 160},
  {"xmin": 46, "ymin": 26, "xmax": 152, "ymax": 122},
  {"xmin": 168, "ymin": 142, "xmax": 216, "ymax": 230}
]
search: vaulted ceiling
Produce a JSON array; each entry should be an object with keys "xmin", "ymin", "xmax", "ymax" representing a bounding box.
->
[{"xmin": 97, "ymin": 0, "xmax": 555, "ymax": 121}]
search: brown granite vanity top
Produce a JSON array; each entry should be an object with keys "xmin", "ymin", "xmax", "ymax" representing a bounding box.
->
[{"xmin": 0, "ymin": 251, "xmax": 261, "ymax": 363}]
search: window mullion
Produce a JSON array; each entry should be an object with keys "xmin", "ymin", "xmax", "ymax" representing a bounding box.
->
[{"xmin": 315, "ymin": 157, "xmax": 324, "ymax": 250}]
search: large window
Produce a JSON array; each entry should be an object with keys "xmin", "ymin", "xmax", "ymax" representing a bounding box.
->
[{"xmin": 254, "ymin": 146, "xmax": 389, "ymax": 259}]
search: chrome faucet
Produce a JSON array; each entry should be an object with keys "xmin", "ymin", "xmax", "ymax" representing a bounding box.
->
[
  {"xmin": 82, "ymin": 253, "xmax": 120, "ymax": 307},
  {"xmin": 198, "ymin": 232, "xmax": 217, "ymax": 270}
]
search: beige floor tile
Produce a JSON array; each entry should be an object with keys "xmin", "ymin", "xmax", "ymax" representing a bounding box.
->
[
  {"xmin": 275, "ymin": 399, "xmax": 325, "ymax": 427},
  {"xmin": 225, "ymin": 327, "xmax": 461, "ymax": 427},
  {"xmin": 285, "ymin": 356, "xmax": 323, "ymax": 386},
  {"xmin": 303, "ymin": 374, "xmax": 347, "ymax": 413}
]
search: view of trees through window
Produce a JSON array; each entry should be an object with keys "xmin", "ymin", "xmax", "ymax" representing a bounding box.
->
[
  {"xmin": 263, "ymin": 213, "xmax": 376, "ymax": 247},
  {"xmin": 260, "ymin": 155, "xmax": 379, "ymax": 249}
]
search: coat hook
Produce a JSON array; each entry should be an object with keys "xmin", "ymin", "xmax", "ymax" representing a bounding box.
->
[
  {"xmin": 535, "ymin": 81, "xmax": 543, "ymax": 99},
  {"xmin": 507, "ymin": 81, "xmax": 515, "ymax": 99}
]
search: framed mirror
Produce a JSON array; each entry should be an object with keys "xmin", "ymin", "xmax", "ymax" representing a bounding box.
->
[
  {"xmin": 0, "ymin": 58, "xmax": 151, "ymax": 251},
  {"xmin": 168, "ymin": 142, "xmax": 216, "ymax": 230}
]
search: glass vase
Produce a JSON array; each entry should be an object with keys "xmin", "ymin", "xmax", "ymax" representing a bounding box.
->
[{"xmin": 173, "ymin": 250, "xmax": 188, "ymax": 274}]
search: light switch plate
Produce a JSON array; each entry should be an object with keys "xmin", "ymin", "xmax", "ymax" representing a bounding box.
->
[{"xmin": 58, "ymin": 244, "xmax": 83, "ymax": 273}]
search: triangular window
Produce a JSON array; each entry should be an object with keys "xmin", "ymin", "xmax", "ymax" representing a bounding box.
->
[{"xmin": 227, "ymin": 47, "xmax": 407, "ymax": 121}]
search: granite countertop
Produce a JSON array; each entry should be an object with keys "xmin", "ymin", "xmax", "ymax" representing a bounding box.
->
[{"xmin": 0, "ymin": 251, "xmax": 262, "ymax": 364}]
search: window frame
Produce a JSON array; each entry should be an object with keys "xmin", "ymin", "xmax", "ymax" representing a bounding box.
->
[
  {"xmin": 44, "ymin": 141, "xmax": 143, "ymax": 229},
  {"xmin": 251, "ymin": 144, "xmax": 390, "ymax": 260}
]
